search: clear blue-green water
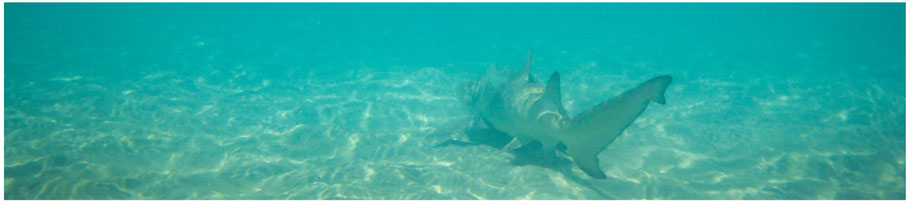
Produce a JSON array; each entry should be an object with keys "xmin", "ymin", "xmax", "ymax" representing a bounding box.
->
[{"xmin": 3, "ymin": 3, "xmax": 905, "ymax": 199}]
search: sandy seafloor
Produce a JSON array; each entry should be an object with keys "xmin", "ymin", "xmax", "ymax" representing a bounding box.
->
[{"xmin": 3, "ymin": 3, "xmax": 906, "ymax": 199}]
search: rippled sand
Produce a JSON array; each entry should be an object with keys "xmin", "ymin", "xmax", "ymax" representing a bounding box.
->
[{"xmin": 4, "ymin": 59, "xmax": 906, "ymax": 199}]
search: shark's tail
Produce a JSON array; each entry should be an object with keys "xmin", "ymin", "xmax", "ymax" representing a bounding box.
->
[
  {"xmin": 640, "ymin": 75, "xmax": 673, "ymax": 105},
  {"xmin": 564, "ymin": 75, "xmax": 672, "ymax": 179}
]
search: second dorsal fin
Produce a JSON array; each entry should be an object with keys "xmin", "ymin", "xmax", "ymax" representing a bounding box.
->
[{"xmin": 543, "ymin": 72, "xmax": 561, "ymax": 103}]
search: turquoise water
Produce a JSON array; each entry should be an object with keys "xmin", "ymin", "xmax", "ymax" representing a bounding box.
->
[{"xmin": 3, "ymin": 3, "xmax": 905, "ymax": 199}]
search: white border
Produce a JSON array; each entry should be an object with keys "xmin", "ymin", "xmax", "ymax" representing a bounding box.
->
[{"xmin": 0, "ymin": 0, "xmax": 908, "ymax": 3}]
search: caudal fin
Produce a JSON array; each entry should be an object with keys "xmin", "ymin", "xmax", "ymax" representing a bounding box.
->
[
  {"xmin": 573, "ymin": 151, "xmax": 607, "ymax": 179},
  {"xmin": 642, "ymin": 75, "xmax": 672, "ymax": 105},
  {"xmin": 564, "ymin": 75, "xmax": 672, "ymax": 179}
]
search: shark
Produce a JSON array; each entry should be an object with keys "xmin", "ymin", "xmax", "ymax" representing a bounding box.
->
[{"xmin": 457, "ymin": 51, "xmax": 672, "ymax": 179}]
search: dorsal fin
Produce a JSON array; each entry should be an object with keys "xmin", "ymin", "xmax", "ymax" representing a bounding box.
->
[
  {"xmin": 521, "ymin": 50, "xmax": 532, "ymax": 78},
  {"xmin": 543, "ymin": 72, "xmax": 561, "ymax": 103},
  {"xmin": 510, "ymin": 50, "xmax": 536, "ymax": 83}
]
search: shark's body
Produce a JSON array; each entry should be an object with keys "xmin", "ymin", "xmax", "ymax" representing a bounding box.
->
[{"xmin": 459, "ymin": 52, "xmax": 672, "ymax": 179}]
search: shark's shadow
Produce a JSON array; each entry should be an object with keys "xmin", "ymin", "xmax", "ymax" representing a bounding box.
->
[
  {"xmin": 430, "ymin": 126, "xmax": 616, "ymax": 199},
  {"xmin": 432, "ymin": 126, "xmax": 573, "ymax": 168}
]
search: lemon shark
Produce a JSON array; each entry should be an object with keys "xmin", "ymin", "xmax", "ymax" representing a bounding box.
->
[{"xmin": 458, "ymin": 51, "xmax": 672, "ymax": 179}]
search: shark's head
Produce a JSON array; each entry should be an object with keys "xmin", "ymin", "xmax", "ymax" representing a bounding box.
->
[{"xmin": 456, "ymin": 79, "xmax": 485, "ymax": 109}]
